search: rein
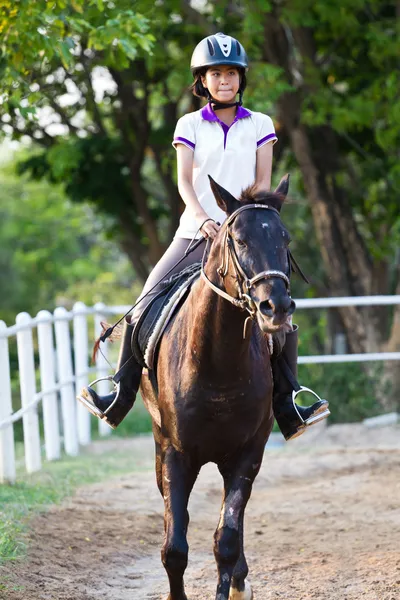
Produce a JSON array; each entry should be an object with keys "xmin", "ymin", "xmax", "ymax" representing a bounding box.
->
[{"xmin": 201, "ymin": 204, "xmax": 291, "ymax": 324}]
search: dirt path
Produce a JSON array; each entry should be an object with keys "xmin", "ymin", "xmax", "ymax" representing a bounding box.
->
[{"xmin": 3, "ymin": 423, "xmax": 400, "ymax": 600}]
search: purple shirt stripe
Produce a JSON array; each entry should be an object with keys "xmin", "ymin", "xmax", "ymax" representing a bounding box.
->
[
  {"xmin": 257, "ymin": 133, "xmax": 277, "ymax": 147},
  {"xmin": 174, "ymin": 136, "xmax": 195, "ymax": 150}
]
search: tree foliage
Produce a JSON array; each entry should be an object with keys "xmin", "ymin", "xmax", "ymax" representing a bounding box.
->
[{"xmin": 0, "ymin": 156, "xmax": 135, "ymax": 325}]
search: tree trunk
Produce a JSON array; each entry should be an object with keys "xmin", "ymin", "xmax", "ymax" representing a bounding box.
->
[
  {"xmin": 380, "ymin": 272, "xmax": 400, "ymax": 411},
  {"xmin": 130, "ymin": 176, "xmax": 165, "ymax": 265},
  {"xmin": 118, "ymin": 217, "xmax": 150, "ymax": 284},
  {"xmin": 110, "ymin": 64, "xmax": 165, "ymax": 269},
  {"xmin": 259, "ymin": 9, "xmax": 400, "ymax": 410},
  {"xmin": 261, "ymin": 13, "xmax": 388, "ymax": 355}
]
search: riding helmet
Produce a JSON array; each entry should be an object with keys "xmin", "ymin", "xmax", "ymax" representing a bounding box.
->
[{"xmin": 190, "ymin": 32, "xmax": 249, "ymax": 73}]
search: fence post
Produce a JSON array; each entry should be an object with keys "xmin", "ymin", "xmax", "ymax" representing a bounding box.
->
[
  {"xmin": 0, "ymin": 321, "xmax": 16, "ymax": 484},
  {"xmin": 54, "ymin": 307, "xmax": 79, "ymax": 456},
  {"xmin": 37, "ymin": 310, "xmax": 61, "ymax": 461},
  {"xmin": 94, "ymin": 302, "xmax": 112, "ymax": 437},
  {"xmin": 73, "ymin": 302, "xmax": 91, "ymax": 446},
  {"xmin": 16, "ymin": 312, "xmax": 42, "ymax": 474}
]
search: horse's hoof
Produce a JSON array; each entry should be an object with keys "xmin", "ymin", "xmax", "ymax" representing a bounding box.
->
[{"xmin": 229, "ymin": 579, "xmax": 253, "ymax": 599}]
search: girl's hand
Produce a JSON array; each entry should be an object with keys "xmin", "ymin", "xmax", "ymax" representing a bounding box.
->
[{"xmin": 197, "ymin": 215, "xmax": 220, "ymax": 240}]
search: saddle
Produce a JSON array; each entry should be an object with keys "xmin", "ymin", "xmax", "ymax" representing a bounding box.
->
[{"xmin": 132, "ymin": 263, "xmax": 201, "ymax": 370}]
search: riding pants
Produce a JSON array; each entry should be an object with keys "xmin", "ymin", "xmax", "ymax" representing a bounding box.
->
[{"xmin": 131, "ymin": 237, "xmax": 206, "ymax": 327}]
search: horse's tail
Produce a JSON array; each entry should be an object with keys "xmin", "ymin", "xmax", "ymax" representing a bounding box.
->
[
  {"xmin": 91, "ymin": 321, "xmax": 123, "ymax": 364},
  {"xmin": 91, "ymin": 337, "xmax": 102, "ymax": 364}
]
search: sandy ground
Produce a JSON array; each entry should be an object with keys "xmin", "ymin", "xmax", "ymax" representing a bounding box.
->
[{"xmin": 2, "ymin": 422, "xmax": 400, "ymax": 600}]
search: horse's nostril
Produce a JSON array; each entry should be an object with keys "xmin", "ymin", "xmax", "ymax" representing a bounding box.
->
[
  {"xmin": 260, "ymin": 297, "xmax": 295, "ymax": 317},
  {"xmin": 260, "ymin": 300, "xmax": 274, "ymax": 317}
]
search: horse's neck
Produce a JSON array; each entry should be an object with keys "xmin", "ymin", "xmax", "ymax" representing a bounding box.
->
[{"xmin": 189, "ymin": 274, "xmax": 253, "ymax": 376}]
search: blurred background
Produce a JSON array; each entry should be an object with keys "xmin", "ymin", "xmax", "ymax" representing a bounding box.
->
[{"xmin": 0, "ymin": 0, "xmax": 399, "ymax": 441}]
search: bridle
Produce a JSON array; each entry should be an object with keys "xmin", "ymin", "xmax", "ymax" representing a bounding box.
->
[{"xmin": 201, "ymin": 204, "xmax": 291, "ymax": 319}]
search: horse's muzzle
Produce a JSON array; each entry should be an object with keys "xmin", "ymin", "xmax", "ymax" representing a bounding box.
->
[{"xmin": 256, "ymin": 296, "xmax": 296, "ymax": 331}]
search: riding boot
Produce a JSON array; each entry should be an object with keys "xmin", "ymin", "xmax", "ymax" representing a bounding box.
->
[
  {"xmin": 272, "ymin": 325, "xmax": 330, "ymax": 441},
  {"xmin": 77, "ymin": 319, "xmax": 142, "ymax": 429}
]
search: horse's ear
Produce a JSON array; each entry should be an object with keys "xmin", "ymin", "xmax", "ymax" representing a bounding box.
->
[
  {"xmin": 208, "ymin": 175, "xmax": 240, "ymax": 215},
  {"xmin": 274, "ymin": 173, "xmax": 290, "ymax": 199}
]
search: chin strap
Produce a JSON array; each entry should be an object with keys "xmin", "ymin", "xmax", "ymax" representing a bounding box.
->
[
  {"xmin": 207, "ymin": 89, "xmax": 243, "ymax": 111},
  {"xmin": 211, "ymin": 100, "xmax": 240, "ymax": 111}
]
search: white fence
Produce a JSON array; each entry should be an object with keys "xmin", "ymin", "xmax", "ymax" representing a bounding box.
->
[
  {"xmin": 1, "ymin": 296, "xmax": 400, "ymax": 484},
  {"xmin": 0, "ymin": 302, "xmax": 116, "ymax": 484}
]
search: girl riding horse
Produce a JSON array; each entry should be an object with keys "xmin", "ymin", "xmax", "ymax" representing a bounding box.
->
[{"xmin": 77, "ymin": 32, "xmax": 329, "ymax": 441}]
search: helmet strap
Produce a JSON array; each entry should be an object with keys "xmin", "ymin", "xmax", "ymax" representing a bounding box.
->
[
  {"xmin": 207, "ymin": 89, "xmax": 244, "ymax": 112},
  {"xmin": 210, "ymin": 100, "xmax": 239, "ymax": 111}
]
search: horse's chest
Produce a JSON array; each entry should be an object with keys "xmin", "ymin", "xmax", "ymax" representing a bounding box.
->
[
  {"xmin": 157, "ymin": 335, "xmax": 272, "ymax": 453},
  {"xmin": 176, "ymin": 384, "xmax": 270, "ymax": 445}
]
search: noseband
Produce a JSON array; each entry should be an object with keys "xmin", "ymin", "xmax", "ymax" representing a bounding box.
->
[{"xmin": 201, "ymin": 204, "xmax": 291, "ymax": 318}]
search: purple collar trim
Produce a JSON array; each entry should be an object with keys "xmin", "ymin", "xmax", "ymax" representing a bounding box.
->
[
  {"xmin": 201, "ymin": 103, "xmax": 251, "ymax": 122},
  {"xmin": 201, "ymin": 104, "xmax": 251, "ymax": 149}
]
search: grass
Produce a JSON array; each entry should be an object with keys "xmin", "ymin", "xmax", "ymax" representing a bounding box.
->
[{"xmin": 0, "ymin": 398, "xmax": 154, "ymax": 569}]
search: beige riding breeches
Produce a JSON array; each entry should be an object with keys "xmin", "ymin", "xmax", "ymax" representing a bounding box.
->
[{"xmin": 131, "ymin": 237, "xmax": 206, "ymax": 326}]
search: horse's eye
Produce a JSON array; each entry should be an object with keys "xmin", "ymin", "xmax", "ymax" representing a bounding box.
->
[{"xmin": 236, "ymin": 239, "xmax": 246, "ymax": 248}]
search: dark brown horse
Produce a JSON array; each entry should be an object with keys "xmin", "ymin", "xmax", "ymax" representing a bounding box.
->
[{"xmin": 141, "ymin": 175, "xmax": 295, "ymax": 600}]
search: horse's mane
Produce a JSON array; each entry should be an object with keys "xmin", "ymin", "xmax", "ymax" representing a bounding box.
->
[{"xmin": 238, "ymin": 184, "xmax": 284, "ymax": 212}]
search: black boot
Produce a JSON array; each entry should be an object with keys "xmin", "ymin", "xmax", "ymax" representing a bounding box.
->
[
  {"xmin": 77, "ymin": 319, "xmax": 142, "ymax": 429},
  {"xmin": 272, "ymin": 325, "xmax": 330, "ymax": 441}
]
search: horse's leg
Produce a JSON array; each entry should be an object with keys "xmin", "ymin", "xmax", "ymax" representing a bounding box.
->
[
  {"xmin": 230, "ymin": 507, "xmax": 252, "ymax": 600},
  {"xmin": 155, "ymin": 439, "xmax": 163, "ymax": 495},
  {"xmin": 161, "ymin": 444, "xmax": 198, "ymax": 600},
  {"xmin": 214, "ymin": 448, "xmax": 264, "ymax": 600}
]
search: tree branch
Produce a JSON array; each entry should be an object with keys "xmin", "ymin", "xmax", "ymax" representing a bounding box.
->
[
  {"xmin": 80, "ymin": 46, "xmax": 107, "ymax": 136},
  {"xmin": 180, "ymin": 0, "xmax": 215, "ymax": 32}
]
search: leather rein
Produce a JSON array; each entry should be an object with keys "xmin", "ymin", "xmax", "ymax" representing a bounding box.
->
[{"xmin": 201, "ymin": 203, "xmax": 292, "ymax": 320}]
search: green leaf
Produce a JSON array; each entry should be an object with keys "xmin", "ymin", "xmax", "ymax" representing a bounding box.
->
[{"xmin": 57, "ymin": 41, "xmax": 73, "ymax": 68}]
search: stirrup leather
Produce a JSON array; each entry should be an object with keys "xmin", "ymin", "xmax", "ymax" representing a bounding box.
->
[
  {"xmin": 292, "ymin": 386, "xmax": 330, "ymax": 425},
  {"xmin": 77, "ymin": 376, "xmax": 121, "ymax": 419}
]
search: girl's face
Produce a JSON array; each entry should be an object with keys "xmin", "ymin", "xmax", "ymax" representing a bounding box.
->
[{"xmin": 201, "ymin": 65, "xmax": 241, "ymax": 104}]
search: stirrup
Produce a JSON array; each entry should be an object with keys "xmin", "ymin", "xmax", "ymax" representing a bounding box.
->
[
  {"xmin": 77, "ymin": 376, "xmax": 121, "ymax": 419},
  {"xmin": 292, "ymin": 386, "xmax": 330, "ymax": 425}
]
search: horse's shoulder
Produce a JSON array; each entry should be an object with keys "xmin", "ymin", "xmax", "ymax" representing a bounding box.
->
[{"xmin": 250, "ymin": 326, "xmax": 271, "ymax": 353}]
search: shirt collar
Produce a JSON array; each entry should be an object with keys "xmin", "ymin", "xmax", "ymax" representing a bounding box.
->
[{"xmin": 201, "ymin": 103, "xmax": 251, "ymax": 122}]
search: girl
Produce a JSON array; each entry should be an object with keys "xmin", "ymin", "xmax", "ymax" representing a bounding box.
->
[{"xmin": 78, "ymin": 32, "xmax": 329, "ymax": 441}]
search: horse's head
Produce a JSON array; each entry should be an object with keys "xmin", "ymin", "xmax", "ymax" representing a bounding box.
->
[{"xmin": 207, "ymin": 174, "xmax": 295, "ymax": 333}]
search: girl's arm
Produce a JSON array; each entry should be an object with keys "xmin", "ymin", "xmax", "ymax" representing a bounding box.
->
[
  {"xmin": 176, "ymin": 143, "xmax": 220, "ymax": 239},
  {"xmin": 255, "ymin": 140, "xmax": 274, "ymax": 191}
]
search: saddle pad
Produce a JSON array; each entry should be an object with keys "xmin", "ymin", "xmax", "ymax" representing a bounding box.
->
[{"xmin": 132, "ymin": 263, "xmax": 201, "ymax": 370}]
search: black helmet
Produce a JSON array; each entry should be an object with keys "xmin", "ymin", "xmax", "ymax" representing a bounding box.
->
[{"xmin": 190, "ymin": 32, "xmax": 248, "ymax": 73}]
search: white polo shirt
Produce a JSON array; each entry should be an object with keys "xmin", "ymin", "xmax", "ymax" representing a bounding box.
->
[{"xmin": 172, "ymin": 103, "xmax": 277, "ymax": 239}]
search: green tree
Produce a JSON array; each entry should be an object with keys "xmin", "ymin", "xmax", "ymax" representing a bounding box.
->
[
  {"xmin": 0, "ymin": 0, "xmax": 205, "ymax": 279},
  {"xmin": 0, "ymin": 156, "xmax": 135, "ymax": 325}
]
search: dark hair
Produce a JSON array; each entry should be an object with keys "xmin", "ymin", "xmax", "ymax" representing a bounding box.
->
[{"xmin": 190, "ymin": 67, "xmax": 247, "ymax": 100}]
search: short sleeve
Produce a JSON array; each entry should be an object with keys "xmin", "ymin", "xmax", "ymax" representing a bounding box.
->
[
  {"xmin": 172, "ymin": 114, "xmax": 196, "ymax": 151},
  {"xmin": 256, "ymin": 113, "xmax": 278, "ymax": 149}
]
